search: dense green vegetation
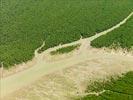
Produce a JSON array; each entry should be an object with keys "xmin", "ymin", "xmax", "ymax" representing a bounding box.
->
[
  {"xmin": 1, "ymin": 0, "xmax": 133, "ymax": 68},
  {"xmin": 77, "ymin": 71, "xmax": 133, "ymax": 100},
  {"xmin": 91, "ymin": 16, "xmax": 133, "ymax": 49},
  {"xmin": 50, "ymin": 44, "xmax": 80, "ymax": 55}
]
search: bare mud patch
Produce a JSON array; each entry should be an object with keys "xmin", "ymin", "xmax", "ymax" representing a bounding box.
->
[{"xmin": 3, "ymin": 53, "xmax": 133, "ymax": 100}]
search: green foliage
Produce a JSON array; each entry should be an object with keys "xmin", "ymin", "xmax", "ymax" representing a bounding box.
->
[
  {"xmin": 78, "ymin": 72, "xmax": 133, "ymax": 100},
  {"xmin": 1, "ymin": 0, "xmax": 133, "ymax": 68},
  {"xmin": 91, "ymin": 16, "xmax": 133, "ymax": 49},
  {"xmin": 50, "ymin": 44, "xmax": 80, "ymax": 55}
]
